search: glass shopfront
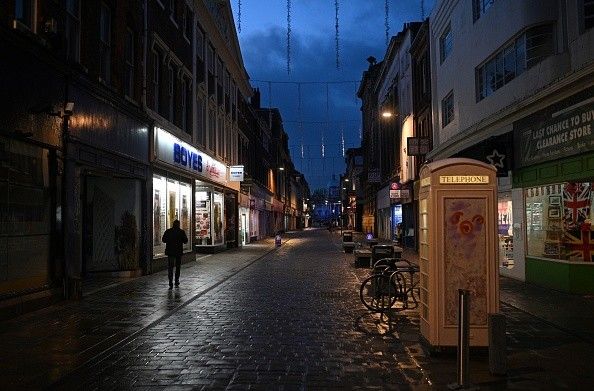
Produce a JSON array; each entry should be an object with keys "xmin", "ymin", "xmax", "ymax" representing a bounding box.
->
[
  {"xmin": 498, "ymin": 193, "xmax": 513, "ymax": 268},
  {"xmin": 0, "ymin": 138, "xmax": 53, "ymax": 295},
  {"xmin": 195, "ymin": 181, "xmax": 224, "ymax": 246},
  {"xmin": 525, "ymin": 182, "xmax": 593, "ymax": 262},
  {"xmin": 153, "ymin": 173, "xmax": 192, "ymax": 257}
]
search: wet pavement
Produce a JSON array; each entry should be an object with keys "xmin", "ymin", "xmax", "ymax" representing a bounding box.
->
[{"xmin": 1, "ymin": 229, "xmax": 594, "ymax": 390}]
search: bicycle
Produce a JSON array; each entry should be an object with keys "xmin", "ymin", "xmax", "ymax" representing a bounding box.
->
[{"xmin": 359, "ymin": 258, "xmax": 420, "ymax": 313}]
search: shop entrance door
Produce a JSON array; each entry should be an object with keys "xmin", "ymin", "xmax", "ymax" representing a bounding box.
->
[
  {"xmin": 83, "ymin": 176, "xmax": 142, "ymax": 273},
  {"xmin": 241, "ymin": 214, "xmax": 247, "ymax": 245}
]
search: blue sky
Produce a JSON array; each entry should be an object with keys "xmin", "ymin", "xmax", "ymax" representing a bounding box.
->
[{"xmin": 231, "ymin": 0, "xmax": 435, "ymax": 190}]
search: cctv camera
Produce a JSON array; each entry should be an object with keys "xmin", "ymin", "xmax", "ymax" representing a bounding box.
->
[{"xmin": 64, "ymin": 102, "xmax": 74, "ymax": 116}]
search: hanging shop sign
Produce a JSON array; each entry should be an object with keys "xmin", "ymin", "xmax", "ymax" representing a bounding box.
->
[
  {"xmin": 407, "ymin": 137, "xmax": 431, "ymax": 156},
  {"xmin": 155, "ymin": 127, "xmax": 227, "ymax": 185},
  {"xmin": 368, "ymin": 168, "xmax": 381, "ymax": 183},
  {"xmin": 515, "ymin": 96, "xmax": 594, "ymax": 168},
  {"xmin": 229, "ymin": 165, "xmax": 244, "ymax": 181}
]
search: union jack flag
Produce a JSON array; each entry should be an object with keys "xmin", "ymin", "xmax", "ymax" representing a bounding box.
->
[
  {"xmin": 563, "ymin": 183, "xmax": 591, "ymax": 231},
  {"xmin": 563, "ymin": 230, "xmax": 594, "ymax": 262}
]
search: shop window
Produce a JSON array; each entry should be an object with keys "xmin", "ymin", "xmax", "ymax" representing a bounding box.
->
[
  {"xmin": 498, "ymin": 195, "xmax": 514, "ymax": 268},
  {"xmin": 153, "ymin": 174, "xmax": 192, "ymax": 257},
  {"xmin": 525, "ymin": 182, "xmax": 594, "ymax": 262},
  {"xmin": 0, "ymin": 138, "xmax": 51, "ymax": 295},
  {"xmin": 195, "ymin": 184, "xmax": 224, "ymax": 245},
  {"xmin": 85, "ymin": 177, "xmax": 141, "ymax": 272},
  {"xmin": 584, "ymin": 0, "xmax": 594, "ymax": 30}
]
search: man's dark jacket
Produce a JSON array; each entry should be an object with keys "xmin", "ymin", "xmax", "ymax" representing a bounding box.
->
[{"xmin": 162, "ymin": 227, "xmax": 188, "ymax": 257}]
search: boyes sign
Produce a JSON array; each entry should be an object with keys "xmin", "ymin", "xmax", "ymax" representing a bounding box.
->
[{"xmin": 156, "ymin": 127, "xmax": 227, "ymax": 184}]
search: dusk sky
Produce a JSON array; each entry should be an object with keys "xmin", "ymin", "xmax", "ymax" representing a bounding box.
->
[{"xmin": 231, "ymin": 0, "xmax": 435, "ymax": 190}]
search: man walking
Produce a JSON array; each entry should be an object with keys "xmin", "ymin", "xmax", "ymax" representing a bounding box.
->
[{"xmin": 162, "ymin": 219, "xmax": 188, "ymax": 289}]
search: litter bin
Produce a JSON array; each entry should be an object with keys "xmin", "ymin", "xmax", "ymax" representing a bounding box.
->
[
  {"xmin": 342, "ymin": 231, "xmax": 353, "ymax": 242},
  {"xmin": 371, "ymin": 244, "xmax": 394, "ymax": 267}
]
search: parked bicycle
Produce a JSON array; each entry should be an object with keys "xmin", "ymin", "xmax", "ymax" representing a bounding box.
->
[{"xmin": 359, "ymin": 258, "xmax": 420, "ymax": 313}]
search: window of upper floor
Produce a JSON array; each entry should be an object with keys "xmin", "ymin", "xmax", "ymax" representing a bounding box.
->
[
  {"xmin": 169, "ymin": 0, "xmax": 178, "ymax": 26},
  {"xmin": 182, "ymin": 5, "xmax": 193, "ymax": 43},
  {"xmin": 440, "ymin": 24, "xmax": 452, "ymax": 64},
  {"xmin": 473, "ymin": 0, "xmax": 495, "ymax": 22},
  {"xmin": 124, "ymin": 27, "xmax": 135, "ymax": 99},
  {"xmin": 65, "ymin": 0, "xmax": 80, "ymax": 63},
  {"xmin": 99, "ymin": 3, "xmax": 112, "ymax": 84},
  {"xmin": 476, "ymin": 23, "xmax": 554, "ymax": 101},
  {"xmin": 14, "ymin": 0, "xmax": 35, "ymax": 30},
  {"xmin": 441, "ymin": 90, "xmax": 454, "ymax": 128},
  {"xmin": 582, "ymin": 0, "xmax": 594, "ymax": 31}
]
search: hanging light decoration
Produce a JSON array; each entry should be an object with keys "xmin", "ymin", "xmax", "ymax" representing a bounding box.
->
[
  {"xmin": 237, "ymin": 0, "xmax": 242, "ymax": 33},
  {"xmin": 421, "ymin": 0, "xmax": 425, "ymax": 19},
  {"xmin": 298, "ymin": 83, "xmax": 304, "ymax": 159},
  {"xmin": 335, "ymin": 0, "xmax": 340, "ymax": 69},
  {"xmin": 287, "ymin": 0, "xmax": 292, "ymax": 74},
  {"xmin": 385, "ymin": 0, "xmax": 390, "ymax": 46},
  {"xmin": 341, "ymin": 127, "xmax": 345, "ymax": 157}
]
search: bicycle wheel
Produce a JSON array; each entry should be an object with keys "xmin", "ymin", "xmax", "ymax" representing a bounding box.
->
[{"xmin": 359, "ymin": 274, "xmax": 398, "ymax": 312}]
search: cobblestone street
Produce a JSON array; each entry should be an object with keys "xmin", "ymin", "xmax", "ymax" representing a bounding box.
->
[{"xmin": 2, "ymin": 229, "xmax": 594, "ymax": 390}]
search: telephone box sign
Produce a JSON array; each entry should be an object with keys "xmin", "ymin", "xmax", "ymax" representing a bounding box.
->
[
  {"xmin": 439, "ymin": 175, "xmax": 489, "ymax": 184},
  {"xmin": 155, "ymin": 127, "xmax": 227, "ymax": 184}
]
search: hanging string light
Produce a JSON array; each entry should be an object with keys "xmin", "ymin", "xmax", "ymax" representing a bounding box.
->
[
  {"xmin": 385, "ymin": 0, "xmax": 390, "ymax": 46},
  {"xmin": 287, "ymin": 0, "xmax": 292, "ymax": 74},
  {"xmin": 341, "ymin": 126, "xmax": 345, "ymax": 157},
  {"xmin": 335, "ymin": 0, "xmax": 340, "ymax": 69},
  {"xmin": 237, "ymin": 0, "xmax": 242, "ymax": 33},
  {"xmin": 298, "ymin": 83, "xmax": 304, "ymax": 160},
  {"xmin": 421, "ymin": 0, "xmax": 425, "ymax": 19}
]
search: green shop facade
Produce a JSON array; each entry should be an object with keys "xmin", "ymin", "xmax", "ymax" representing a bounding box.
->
[{"xmin": 513, "ymin": 86, "xmax": 594, "ymax": 294}]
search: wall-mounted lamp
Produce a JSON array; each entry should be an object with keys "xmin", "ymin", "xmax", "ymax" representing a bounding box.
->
[
  {"xmin": 344, "ymin": 178, "xmax": 349, "ymax": 182},
  {"xmin": 278, "ymin": 167, "xmax": 285, "ymax": 171},
  {"xmin": 381, "ymin": 111, "xmax": 393, "ymax": 118}
]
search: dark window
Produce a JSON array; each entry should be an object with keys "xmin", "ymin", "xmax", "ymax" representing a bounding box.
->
[
  {"xmin": 441, "ymin": 91, "xmax": 454, "ymax": 127},
  {"xmin": 183, "ymin": 7, "xmax": 193, "ymax": 39},
  {"xmin": 475, "ymin": 24, "xmax": 553, "ymax": 101},
  {"xmin": 168, "ymin": 66, "xmax": 175, "ymax": 121},
  {"xmin": 440, "ymin": 25, "xmax": 452, "ymax": 63},
  {"xmin": 472, "ymin": 0, "xmax": 494, "ymax": 22},
  {"xmin": 584, "ymin": 0, "xmax": 594, "ymax": 30},
  {"xmin": 124, "ymin": 28, "xmax": 135, "ymax": 98},
  {"xmin": 207, "ymin": 44, "xmax": 215, "ymax": 97},
  {"xmin": 14, "ymin": 0, "xmax": 34, "ymax": 29},
  {"xmin": 65, "ymin": 0, "xmax": 80, "ymax": 62},
  {"xmin": 197, "ymin": 95, "xmax": 206, "ymax": 147},
  {"xmin": 153, "ymin": 51, "xmax": 161, "ymax": 111},
  {"xmin": 181, "ymin": 78, "xmax": 187, "ymax": 131},
  {"xmin": 99, "ymin": 3, "xmax": 111, "ymax": 83}
]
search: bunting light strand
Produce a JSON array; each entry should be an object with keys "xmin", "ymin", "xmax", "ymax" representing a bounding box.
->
[
  {"xmin": 385, "ymin": 0, "xmax": 390, "ymax": 46},
  {"xmin": 287, "ymin": 0, "xmax": 292, "ymax": 74},
  {"xmin": 237, "ymin": 0, "xmax": 241, "ymax": 33},
  {"xmin": 335, "ymin": 0, "xmax": 340, "ymax": 69},
  {"xmin": 421, "ymin": 0, "xmax": 425, "ymax": 19}
]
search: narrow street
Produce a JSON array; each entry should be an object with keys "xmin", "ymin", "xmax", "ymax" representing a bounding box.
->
[{"xmin": 1, "ymin": 229, "xmax": 594, "ymax": 390}]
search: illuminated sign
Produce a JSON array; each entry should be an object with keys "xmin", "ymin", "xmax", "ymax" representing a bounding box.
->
[
  {"xmin": 230, "ymin": 165, "xmax": 244, "ymax": 181},
  {"xmin": 439, "ymin": 175, "xmax": 489, "ymax": 184},
  {"xmin": 155, "ymin": 127, "xmax": 227, "ymax": 184}
]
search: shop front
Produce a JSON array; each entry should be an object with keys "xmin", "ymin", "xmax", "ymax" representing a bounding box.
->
[
  {"xmin": 513, "ymin": 87, "xmax": 594, "ymax": 293},
  {"xmin": 376, "ymin": 185, "xmax": 391, "ymax": 240},
  {"xmin": 0, "ymin": 137, "xmax": 57, "ymax": 298},
  {"xmin": 153, "ymin": 127, "xmax": 234, "ymax": 258}
]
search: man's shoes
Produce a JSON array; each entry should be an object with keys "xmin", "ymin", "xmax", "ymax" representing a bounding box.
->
[
  {"xmin": 174, "ymin": 281, "xmax": 180, "ymax": 286},
  {"xmin": 169, "ymin": 283, "xmax": 173, "ymax": 289}
]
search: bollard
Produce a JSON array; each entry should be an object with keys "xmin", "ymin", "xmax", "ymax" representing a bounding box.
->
[
  {"xmin": 488, "ymin": 313, "xmax": 507, "ymax": 375},
  {"xmin": 449, "ymin": 289, "xmax": 475, "ymax": 390},
  {"xmin": 457, "ymin": 289, "xmax": 471, "ymax": 387}
]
